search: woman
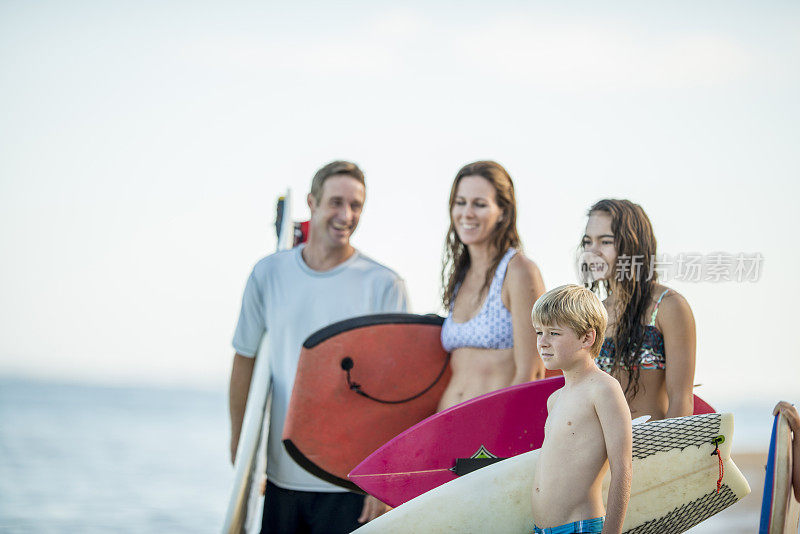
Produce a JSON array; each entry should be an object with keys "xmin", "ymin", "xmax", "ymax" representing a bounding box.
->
[
  {"xmin": 438, "ymin": 160, "xmax": 546, "ymax": 411},
  {"xmin": 581, "ymin": 199, "xmax": 696, "ymax": 420}
]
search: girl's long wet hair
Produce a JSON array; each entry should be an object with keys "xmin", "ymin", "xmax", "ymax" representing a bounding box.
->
[
  {"xmin": 585, "ymin": 199, "xmax": 658, "ymax": 399},
  {"xmin": 441, "ymin": 161, "xmax": 521, "ymax": 310}
]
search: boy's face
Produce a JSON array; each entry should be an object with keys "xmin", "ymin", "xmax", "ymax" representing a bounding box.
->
[{"xmin": 534, "ymin": 322, "xmax": 591, "ymax": 371}]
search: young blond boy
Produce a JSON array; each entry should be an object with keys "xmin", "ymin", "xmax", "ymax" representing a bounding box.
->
[{"xmin": 530, "ymin": 285, "xmax": 632, "ymax": 534}]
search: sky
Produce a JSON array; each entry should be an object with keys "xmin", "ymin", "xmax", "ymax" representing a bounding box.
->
[{"xmin": 1, "ymin": 1, "xmax": 798, "ymax": 404}]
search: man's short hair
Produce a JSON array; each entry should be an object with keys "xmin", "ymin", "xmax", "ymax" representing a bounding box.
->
[
  {"xmin": 532, "ymin": 284, "xmax": 608, "ymax": 357},
  {"xmin": 310, "ymin": 161, "xmax": 366, "ymax": 204}
]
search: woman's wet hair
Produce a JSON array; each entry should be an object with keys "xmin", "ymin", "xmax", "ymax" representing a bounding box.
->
[
  {"xmin": 441, "ymin": 161, "xmax": 521, "ymax": 310},
  {"xmin": 584, "ymin": 198, "xmax": 658, "ymax": 399}
]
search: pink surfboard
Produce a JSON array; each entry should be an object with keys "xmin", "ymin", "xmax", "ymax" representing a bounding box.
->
[{"xmin": 348, "ymin": 377, "xmax": 715, "ymax": 507}]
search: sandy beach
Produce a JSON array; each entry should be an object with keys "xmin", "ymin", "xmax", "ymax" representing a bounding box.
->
[{"xmin": 686, "ymin": 452, "xmax": 767, "ymax": 533}]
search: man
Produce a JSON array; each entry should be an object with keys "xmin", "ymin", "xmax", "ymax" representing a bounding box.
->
[{"xmin": 229, "ymin": 161, "xmax": 408, "ymax": 533}]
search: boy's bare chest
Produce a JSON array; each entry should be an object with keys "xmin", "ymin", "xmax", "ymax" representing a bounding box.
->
[{"xmin": 545, "ymin": 396, "xmax": 598, "ymax": 442}]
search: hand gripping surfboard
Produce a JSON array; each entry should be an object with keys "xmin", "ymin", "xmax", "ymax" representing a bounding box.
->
[
  {"xmin": 353, "ymin": 413, "xmax": 750, "ymax": 534},
  {"xmin": 222, "ymin": 191, "xmax": 295, "ymax": 534},
  {"xmin": 760, "ymin": 412, "xmax": 800, "ymax": 533},
  {"xmin": 349, "ymin": 376, "xmax": 716, "ymax": 507}
]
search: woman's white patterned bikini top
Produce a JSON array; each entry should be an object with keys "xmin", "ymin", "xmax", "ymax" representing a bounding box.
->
[{"xmin": 440, "ymin": 248, "xmax": 516, "ymax": 353}]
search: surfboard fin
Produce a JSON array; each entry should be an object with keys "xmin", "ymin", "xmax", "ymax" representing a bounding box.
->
[
  {"xmin": 450, "ymin": 457, "xmax": 507, "ymax": 476},
  {"xmin": 450, "ymin": 445, "xmax": 507, "ymax": 476}
]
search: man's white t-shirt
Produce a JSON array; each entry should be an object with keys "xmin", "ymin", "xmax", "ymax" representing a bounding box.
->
[{"xmin": 233, "ymin": 245, "xmax": 409, "ymax": 492}]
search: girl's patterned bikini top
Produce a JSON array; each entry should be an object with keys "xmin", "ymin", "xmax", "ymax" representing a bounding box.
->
[{"xmin": 595, "ymin": 289, "xmax": 670, "ymax": 373}]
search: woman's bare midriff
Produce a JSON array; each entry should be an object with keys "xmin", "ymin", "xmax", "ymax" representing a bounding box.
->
[{"xmin": 437, "ymin": 346, "xmax": 516, "ymax": 411}]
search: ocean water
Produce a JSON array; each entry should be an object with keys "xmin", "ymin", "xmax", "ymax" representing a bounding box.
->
[
  {"xmin": 0, "ymin": 377, "xmax": 781, "ymax": 533},
  {"xmin": 0, "ymin": 378, "xmax": 232, "ymax": 533}
]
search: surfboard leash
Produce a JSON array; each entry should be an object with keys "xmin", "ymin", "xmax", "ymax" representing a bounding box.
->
[
  {"xmin": 710, "ymin": 435, "xmax": 725, "ymax": 494},
  {"xmin": 340, "ymin": 355, "xmax": 451, "ymax": 404}
]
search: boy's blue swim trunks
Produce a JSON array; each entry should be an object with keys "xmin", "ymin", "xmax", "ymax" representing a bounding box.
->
[{"xmin": 532, "ymin": 516, "xmax": 605, "ymax": 534}]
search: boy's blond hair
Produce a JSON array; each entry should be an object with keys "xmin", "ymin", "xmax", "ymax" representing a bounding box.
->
[{"xmin": 532, "ymin": 284, "xmax": 608, "ymax": 357}]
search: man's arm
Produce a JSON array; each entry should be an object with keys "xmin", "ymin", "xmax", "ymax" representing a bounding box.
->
[
  {"xmin": 229, "ymin": 353, "xmax": 255, "ymax": 464},
  {"xmin": 504, "ymin": 255, "xmax": 546, "ymax": 383},
  {"xmin": 229, "ymin": 268, "xmax": 267, "ymax": 463},
  {"xmin": 358, "ymin": 495, "xmax": 390, "ymax": 523},
  {"xmin": 595, "ymin": 379, "xmax": 633, "ymax": 534}
]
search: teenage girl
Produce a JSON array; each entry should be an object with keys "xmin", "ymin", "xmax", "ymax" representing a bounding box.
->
[
  {"xmin": 581, "ymin": 199, "xmax": 696, "ymax": 420},
  {"xmin": 438, "ymin": 161, "xmax": 546, "ymax": 411}
]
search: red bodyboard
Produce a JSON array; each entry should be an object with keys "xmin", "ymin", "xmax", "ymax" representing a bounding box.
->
[{"xmin": 283, "ymin": 313, "xmax": 451, "ymax": 491}]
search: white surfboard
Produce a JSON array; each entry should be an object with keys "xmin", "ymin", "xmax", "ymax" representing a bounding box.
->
[
  {"xmin": 354, "ymin": 413, "xmax": 750, "ymax": 534},
  {"xmin": 222, "ymin": 191, "xmax": 295, "ymax": 534}
]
